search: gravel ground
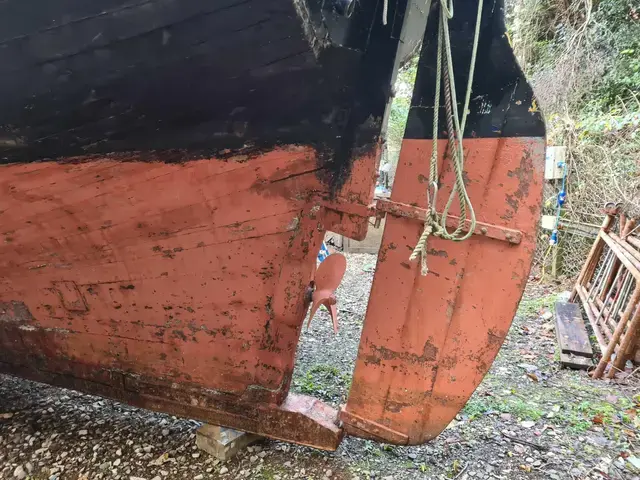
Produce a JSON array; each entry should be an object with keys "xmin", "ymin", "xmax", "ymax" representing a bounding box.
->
[{"xmin": 2, "ymin": 253, "xmax": 639, "ymax": 480}]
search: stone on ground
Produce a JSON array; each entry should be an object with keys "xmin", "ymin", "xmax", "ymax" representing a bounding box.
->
[{"xmin": 195, "ymin": 424, "xmax": 262, "ymax": 461}]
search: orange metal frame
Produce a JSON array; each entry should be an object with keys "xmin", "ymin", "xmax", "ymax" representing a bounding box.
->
[{"xmin": 572, "ymin": 211, "xmax": 640, "ymax": 378}]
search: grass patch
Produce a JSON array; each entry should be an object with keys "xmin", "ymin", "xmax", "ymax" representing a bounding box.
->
[
  {"xmin": 558, "ymin": 398, "xmax": 634, "ymax": 433},
  {"xmin": 350, "ymin": 458, "xmax": 377, "ymax": 480},
  {"xmin": 464, "ymin": 390, "xmax": 636, "ymax": 434},
  {"xmin": 258, "ymin": 468, "xmax": 277, "ymax": 480},
  {"xmin": 446, "ymin": 460, "xmax": 462, "ymax": 478},
  {"xmin": 463, "ymin": 397, "xmax": 494, "ymax": 420},
  {"xmin": 507, "ymin": 398, "xmax": 544, "ymax": 420},
  {"xmin": 256, "ymin": 465, "xmax": 290, "ymax": 480},
  {"xmin": 517, "ymin": 293, "xmax": 558, "ymax": 318},
  {"xmin": 293, "ymin": 364, "xmax": 351, "ymax": 401},
  {"xmin": 531, "ymin": 384, "xmax": 636, "ymax": 433},
  {"xmin": 463, "ymin": 396, "xmax": 543, "ymax": 421}
]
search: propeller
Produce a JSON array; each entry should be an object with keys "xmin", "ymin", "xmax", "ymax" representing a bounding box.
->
[{"xmin": 307, "ymin": 253, "xmax": 347, "ymax": 334}]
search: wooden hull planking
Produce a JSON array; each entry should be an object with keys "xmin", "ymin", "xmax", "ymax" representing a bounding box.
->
[{"xmin": 0, "ymin": 0, "xmax": 546, "ymax": 448}]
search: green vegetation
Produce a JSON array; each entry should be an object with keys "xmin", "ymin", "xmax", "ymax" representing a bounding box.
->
[
  {"xmin": 350, "ymin": 457, "xmax": 378, "ymax": 480},
  {"xmin": 464, "ymin": 378, "xmax": 637, "ymax": 438},
  {"xmin": 293, "ymin": 364, "xmax": 352, "ymax": 401},
  {"xmin": 387, "ymin": 58, "xmax": 418, "ymax": 151},
  {"xmin": 257, "ymin": 467, "xmax": 277, "ymax": 480},
  {"xmin": 510, "ymin": 0, "xmax": 640, "ymax": 114},
  {"xmin": 462, "ymin": 397, "xmax": 493, "ymax": 420},
  {"xmin": 509, "ymin": 0, "xmax": 640, "ymax": 275},
  {"xmin": 446, "ymin": 460, "xmax": 462, "ymax": 478},
  {"xmin": 384, "ymin": 57, "xmax": 419, "ymax": 180},
  {"xmin": 561, "ymin": 397, "xmax": 634, "ymax": 432},
  {"xmin": 517, "ymin": 293, "xmax": 558, "ymax": 317},
  {"xmin": 463, "ymin": 395, "xmax": 543, "ymax": 421}
]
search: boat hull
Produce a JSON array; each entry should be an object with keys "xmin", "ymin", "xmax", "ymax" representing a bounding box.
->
[
  {"xmin": 1, "ymin": 0, "xmax": 546, "ymax": 449},
  {"xmin": 0, "ymin": 146, "xmax": 378, "ymax": 449}
]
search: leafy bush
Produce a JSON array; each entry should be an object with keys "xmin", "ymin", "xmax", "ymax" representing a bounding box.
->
[{"xmin": 509, "ymin": 0, "xmax": 640, "ymax": 276}]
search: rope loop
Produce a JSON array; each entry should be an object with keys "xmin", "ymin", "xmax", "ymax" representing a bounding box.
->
[
  {"xmin": 440, "ymin": 0, "xmax": 454, "ymax": 19},
  {"xmin": 409, "ymin": 0, "xmax": 483, "ymax": 275}
]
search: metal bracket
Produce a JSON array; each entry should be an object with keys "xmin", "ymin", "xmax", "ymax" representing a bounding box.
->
[
  {"xmin": 316, "ymin": 196, "xmax": 522, "ymax": 244},
  {"xmin": 375, "ymin": 198, "xmax": 522, "ymax": 244}
]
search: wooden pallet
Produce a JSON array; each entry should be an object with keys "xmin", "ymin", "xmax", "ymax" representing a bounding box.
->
[{"xmin": 555, "ymin": 301, "xmax": 593, "ymax": 370}]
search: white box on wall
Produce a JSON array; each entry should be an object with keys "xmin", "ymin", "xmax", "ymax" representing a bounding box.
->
[
  {"xmin": 545, "ymin": 146, "xmax": 566, "ymax": 180},
  {"xmin": 540, "ymin": 215, "xmax": 557, "ymax": 230}
]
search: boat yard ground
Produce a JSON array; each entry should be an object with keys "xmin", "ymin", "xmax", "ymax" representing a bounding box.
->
[{"xmin": 1, "ymin": 253, "xmax": 639, "ymax": 480}]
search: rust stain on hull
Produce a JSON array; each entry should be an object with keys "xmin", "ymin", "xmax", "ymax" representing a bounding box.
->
[
  {"xmin": 0, "ymin": 137, "xmax": 543, "ymax": 448},
  {"xmin": 0, "ymin": 147, "xmax": 375, "ymax": 449}
]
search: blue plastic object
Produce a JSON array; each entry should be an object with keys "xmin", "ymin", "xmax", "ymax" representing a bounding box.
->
[
  {"xmin": 318, "ymin": 242, "xmax": 330, "ymax": 263},
  {"xmin": 557, "ymin": 190, "xmax": 566, "ymax": 207}
]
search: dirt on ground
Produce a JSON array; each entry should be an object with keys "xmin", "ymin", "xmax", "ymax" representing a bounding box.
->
[{"xmin": 1, "ymin": 253, "xmax": 639, "ymax": 480}]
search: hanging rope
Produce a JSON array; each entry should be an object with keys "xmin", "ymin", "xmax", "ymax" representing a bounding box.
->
[
  {"xmin": 383, "ymin": 0, "xmax": 389, "ymax": 25},
  {"xmin": 409, "ymin": 0, "xmax": 483, "ymax": 275}
]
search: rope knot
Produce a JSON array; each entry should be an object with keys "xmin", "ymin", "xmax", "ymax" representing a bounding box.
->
[
  {"xmin": 410, "ymin": 217, "xmax": 438, "ymax": 276},
  {"xmin": 407, "ymin": 0, "xmax": 482, "ymax": 276}
]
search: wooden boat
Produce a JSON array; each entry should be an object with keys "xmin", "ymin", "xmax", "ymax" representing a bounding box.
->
[{"xmin": 0, "ymin": 0, "xmax": 545, "ymax": 449}]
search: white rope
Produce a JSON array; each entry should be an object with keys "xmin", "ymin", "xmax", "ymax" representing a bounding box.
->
[{"xmin": 383, "ymin": 0, "xmax": 389, "ymax": 25}]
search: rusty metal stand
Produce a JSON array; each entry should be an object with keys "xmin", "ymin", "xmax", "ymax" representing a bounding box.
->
[
  {"xmin": 572, "ymin": 207, "xmax": 640, "ymax": 378},
  {"xmin": 196, "ymin": 424, "xmax": 263, "ymax": 461}
]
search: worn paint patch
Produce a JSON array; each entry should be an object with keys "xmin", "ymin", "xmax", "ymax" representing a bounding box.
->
[
  {"xmin": 365, "ymin": 339, "xmax": 438, "ymax": 366},
  {"xmin": 0, "ymin": 301, "xmax": 34, "ymax": 325}
]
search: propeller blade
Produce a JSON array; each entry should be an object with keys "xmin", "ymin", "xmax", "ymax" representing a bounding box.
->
[
  {"xmin": 307, "ymin": 292, "xmax": 338, "ymax": 334},
  {"xmin": 314, "ymin": 253, "xmax": 346, "ymax": 292},
  {"xmin": 306, "ymin": 254, "xmax": 346, "ymax": 334}
]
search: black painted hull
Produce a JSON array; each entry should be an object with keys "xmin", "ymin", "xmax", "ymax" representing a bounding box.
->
[{"xmin": 0, "ymin": 0, "xmax": 410, "ymax": 187}]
